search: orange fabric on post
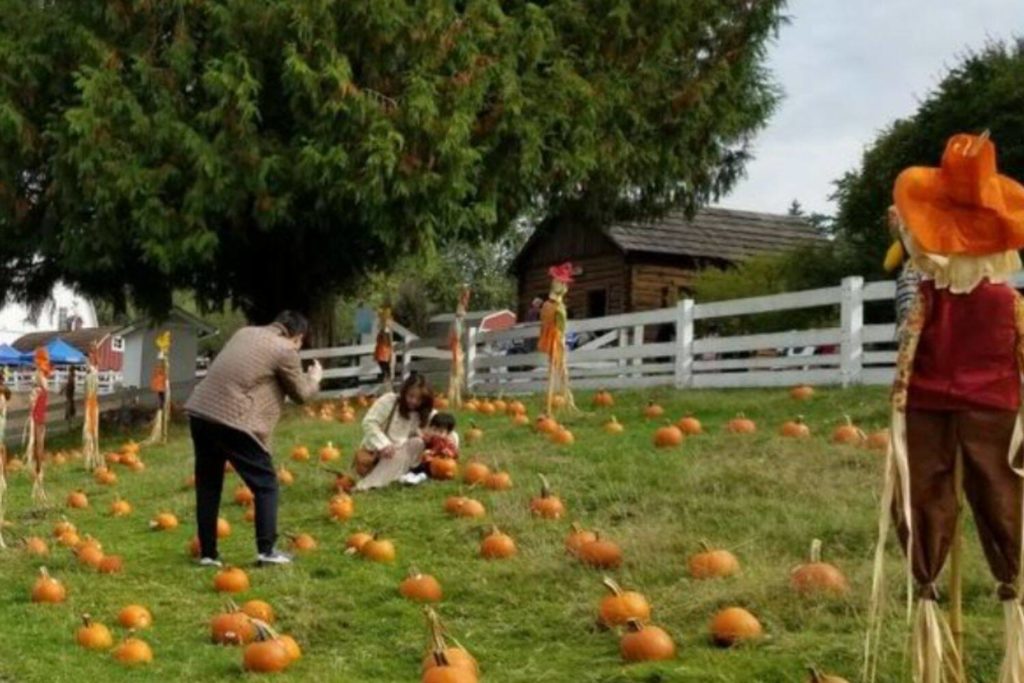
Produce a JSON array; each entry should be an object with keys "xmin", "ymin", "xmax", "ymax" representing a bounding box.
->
[
  {"xmin": 537, "ymin": 299, "xmax": 559, "ymax": 357},
  {"xmin": 150, "ymin": 364, "xmax": 167, "ymax": 393}
]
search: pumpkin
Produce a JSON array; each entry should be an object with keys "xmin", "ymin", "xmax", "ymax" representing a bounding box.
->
[
  {"xmin": 832, "ymin": 416, "xmax": 866, "ymax": 446},
  {"xmin": 337, "ymin": 408, "xmax": 356, "ymax": 424},
  {"xmin": 428, "ymin": 456, "xmax": 458, "ymax": 481},
  {"xmin": 620, "ymin": 620, "xmax": 676, "ymax": 663},
  {"xmin": 593, "ymin": 390, "xmax": 615, "ymax": 408},
  {"xmin": 480, "ymin": 527, "xmax": 517, "ymax": 559},
  {"xmin": 67, "ymin": 490, "xmax": 89, "ymax": 509},
  {"xmin": 52, "ymin": 451, "xmax": 67, "ymax": 466},
  {"xmin": 53, "ymin": 518, "xmax": 76, "ymax": 538},
  {"xmin": 4, "ymin": 457, "xmax": 23, "ymax": 473},
  {"xmin": 98, "ymin": 554, "xmax": 124, "ymax": 574},
  {"xmin": 477, "ymin": 400, "xmax": 496, "ymax": 416},
  {"xmin": 565, "ymin": 523, "xmax": 598, "ymax": 556},
  {"xmin": 535, "ymin": 415, "xmax": 559, "ymax": 435},
  {"xmin": 277, "ymin": 467, "xmax": 295, "ymax": 486},
  {"xmin": 76, "ymin": 535, "xmax": 103, "ymax": 553},
  {"xmin": 113, "ymin": 635, "xmax": 153, "ymax": 665},
  {"xmin": 149, "ymin": 512, "xmax": 179, "ymax": 531},
  {"xmin": 447, "ymin": 497, "xmax": 486, "ymax": 519},
  {"xmin": 187, "ymin": 536, "xmax": 201, "ymax": 557},
  {"xmin": 244, "ymin": 507, "xmax": 256, "ymax": 523},
  {"xmin": 463, "ymin": 398, "xmax": 479, "ymax": 412},
  {"xmin": 578, "ymin": 536, "xmax": 623, "ymax": 569},
  {"xmin": 211, "ymin": 601, "xmax": 256, "ymax": 645},
  {"xmin": 530, "ymin": 474, "xmax": 565, "ymax": 519},
  {"xmin": 57, "ymin": 530, "xmax": 81, "ymax": 547},
  {"xmin": 241, "ymin": 600, "xmax": 275, "ymax": 624},
  {"xmin": 807, "ymin": 668, "xmax": 850, "ymax": 683},
  {"xmin": 867, "ymin": 429, "xmax": 890, "ymax": 451},
  {"xmin": 550, "ymin": 426, "xmax": 575, "ymax": 445},
  {"xmin": 791, "ymin": 384, "xmax": 815, "ymax": 400},
  {"xmin": 362, "ymin": 536, "xmax": 397, "ymax": 563},
  {"xmin": 31, "ymin": 567, "xmax": 66, "ymax": 603},
  {"xmin": 433, "ymin": 396, "xmax": 450, "ymax": 410},
  {"xmin": 110, "ymin": 496, "xmax": 133, "ymax": 517},
  {"xmin": 466, "ymin": 423, "xmax": 484, "ymax": 443},
  {"xmin": 234, "ymin": 485, "xmax": 255, "ymax": 506},
  {"xmin": 345, "ymin": 532, "xmax": 373, "ymax": 554},
  {"xmin": 23, "ymin": 536, "xmax": 49, "ymax": 556},
  {"xmin": 421, "ymin": 608, "xmax": 479, "ymax": 681},
  {"xmin": 551, "ymin": 394, "xmax": 567, "ymax": 410},
  {"xmin": 780, "ymin": 417, "xmax": 811, "ymax": 438},
  {"xmin": 507, "ymin": 400, "xmax": 527, "ymax": 416},
  {"xmin": 214, "ymin": 566, "xmax": 251, "ymax": 594},
  {"xmin": 217, "ymin": 517, "xmax": 232, "ymax": 539},
  {"xmin": 118, "ymin": 605, "xmax": 153, "ymax": 630},
  {"xmin": 676, "ymin": 415, "xmax": 703, "ymax": 435},
  {"xmin": 726, "ymin": 414, "xmax": 757, "ymax": 434},
  {"xmin": 710, "ymin": 607, "xmax": 763, "ymax": 647},
  {"xmin": 280, "ymin": 634, "xmax": 302, "ymax": 662},
  {"xmin": 319, "ymin": 441, "xmax": 341, "ymax": 462},
  {"xmin": 791, "ymin": 539, "xmax": 850, "ymax": 596},
  {"xmin": 291, "ymin": 445, "xmax": 310, "ymax": 462},
  {"xmin": 127, "ymin": 458, "xmax": 146, "ymax": 473},
  {"xmin": 653, "ymin": 423, "xmax": 684, "ymax": 448},
  {"xmin": 121, "ymin": 440, "xmax": 141, "ymax": 456},
  {"xmin": 328, "ymin": 493, "xmax": 355, "ymax": 521},
  {"xmin": 599, "ymin": 577, "xmax": 651, "ymax": 627},
  {"xmin": 400, "ymin": 569, "xmax": 443, "ymax": 603},
  {"xmin": 643, "ymin": 401, "xmax": 665, "ymax": 419},
  {"xmin": 119, "ymin": 452, "xmax": 140, "ymax": 468},
  {"xmin": 333, "ymin": 472, "xmax": 357, "ymax": 493},
  {"xmin": 492, "ymin": 397, "xmax": 508, "ymax": 413},
  {"xmin": 77, "ymin": 614, "xmax": 114, "ymax": 650},
  {"xmin": 463, "ymin": 461, "xmax": 490, "ymax": 485},
  {"xmin": 511, "ymin": 412, "xmax": 530, "ymax": 426},
  {"xmin": 687, "ymin": 541, "xmax": 741, "ymax": 580},
  {"xmin": 289, "ymin": 532, "xmax": 318, "ymax": 553},
  {"xmin": 242, "ymin": 620, "xmax": 293, "ymax": 673},
  {"xmin": 94, "ymin": 467, "xmax": 118, "ymax": 486},
  {"xmin": 483, "ymin": 471, "xmax": 512, "ymax": 491},
  {"xmin": 603, "ymin": 416, "xmax": 625, "ymax": 435}
]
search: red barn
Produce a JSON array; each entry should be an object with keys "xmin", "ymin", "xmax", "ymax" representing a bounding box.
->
[{"xmin": 12, "ymin": 326, "xmax": 123, "ymax": 371}]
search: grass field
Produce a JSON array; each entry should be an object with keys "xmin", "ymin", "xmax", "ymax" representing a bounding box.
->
[{"xmin": 0, "ymin": 386, "xmax": 1011, "ymax": 682}]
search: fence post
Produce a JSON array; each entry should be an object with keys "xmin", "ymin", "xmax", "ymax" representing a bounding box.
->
[
  {"xmin": 617, "ymin": 328, "xmax": 628, "ymax": 376},
  {"xmin": 465, "ymin": 326, "xmax": 478, "ymax": 393},
  {"xmin": 674, "ymin": 299, "xmax": 695, "ymax": 388},
  {"xmin": 840, "ymin": 276, "xmax": 865, "ymax": 387},
  {"xmin": 632, "ymin": 324, "xmax": 644, "ymax": 378}
]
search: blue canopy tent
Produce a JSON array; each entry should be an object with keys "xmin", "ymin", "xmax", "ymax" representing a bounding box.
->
[
  {"xmin": 0, "ymin": 344, "xmax": 26, "ymax": 366},
  {"xmin": 44, "ymin": 338, "xmax": 86, "ymax": 365}
]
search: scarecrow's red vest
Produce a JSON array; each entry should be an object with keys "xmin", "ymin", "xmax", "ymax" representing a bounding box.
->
[{"xmin": 908, "ymin": 279, "xmax": 1021, "ymax": 412}]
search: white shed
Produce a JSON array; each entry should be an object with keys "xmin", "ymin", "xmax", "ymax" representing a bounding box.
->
[{"xmin": 115, "ymin": 308, "xmax": 218, "ymax": 396}]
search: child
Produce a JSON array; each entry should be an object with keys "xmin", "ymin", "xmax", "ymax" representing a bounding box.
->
[{"xmin": 400, "ymin": 412, "xmax": 459, "ymax": 486}]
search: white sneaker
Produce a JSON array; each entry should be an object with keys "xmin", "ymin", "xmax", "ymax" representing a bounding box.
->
[
  {"xmin": 256, "ymin": 550, "xmax": 293, "ymax": 566},
  {"xmin": 399, "ymin": 472, "xmax": 420, "ymax": 486},
  {"xmin": 414, "ymin": 473, "xmax": 429, "ymax": 484},
  {"xmin": 197, "ymin": 556, "xmax": 223, "ymax": 568}
]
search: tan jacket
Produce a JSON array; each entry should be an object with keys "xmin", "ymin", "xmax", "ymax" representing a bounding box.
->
[{"xmin": 186, "ymin": 324, "xmax": 319, "ymax": 451}]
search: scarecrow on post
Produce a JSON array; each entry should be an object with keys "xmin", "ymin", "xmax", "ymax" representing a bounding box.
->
[
  {"xmin": 865, "ymin": 132, "xmax": 1024, "ymax": 683},
  {"xmin": 81, "ymin": 343, "xmax": 102, "ymax": 470},
  {"xmin": 144, "ymin": 331, "xmax": 171, "ymax": 446},
  {"xmin": 0, "ymin": 379, "xmax": 10, "ymax": 548},
  {"xmin": 447, "ymin": 284, "xmax": 471, "ymax": 408},
  {"xmin": 375, "ymin": 307, "xmax": 395, "ymax": 388},
  {"xmin": 539, "ymin": 262, "xmax": 577, "ymax": 416},
  {"xmin": 24, "ymin": 347, "xmax": 51, "ymax": 504}
]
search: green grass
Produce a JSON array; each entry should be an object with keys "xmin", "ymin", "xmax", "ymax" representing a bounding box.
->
[{"xmin": 0, "ymin": 387, "xmax": 1010, "ymax": 682}]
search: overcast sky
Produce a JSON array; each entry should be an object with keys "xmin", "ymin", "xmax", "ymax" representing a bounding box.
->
[{"xmin": 716, "ymin": 0, "xmax": 1023, "ymax": 217}]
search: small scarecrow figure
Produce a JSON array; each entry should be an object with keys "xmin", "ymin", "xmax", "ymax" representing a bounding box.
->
[
  {"xmin": 143, "ymin": 331, "xmax": 171, "ymax": 446},
  {"xmin": 538, "ymin": 262, "xmax": 577, "ymax": 416},
  {"xmin": 0, "ymin": 380, "xmax": 10, "ymax": 549},
  {"xmin": 81, "ymin": 343, "xmax": 102, "ymax": 471},
  {"xmin": 374, "ymin": 307, "xmax": 395, "ymax": 388},
  {"xmin": 865, "ymin": 132, "xmax": 1024, "ymax": 683},
  {"xmin": 24, "ymin": 347, "xmax": 51, "ymax": 504},
  {"xmin": 447, "ymin": 283, "xmax": 471, "ymax": 408}
]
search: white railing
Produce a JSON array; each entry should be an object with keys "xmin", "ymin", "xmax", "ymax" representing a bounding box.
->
[
  {"xmin": 5, "ymin": 369, "xmax": 122, "ymax": 395},
  {"xmin": 298, "ymin": 275, "xmax": 928, "ymax": 397}
]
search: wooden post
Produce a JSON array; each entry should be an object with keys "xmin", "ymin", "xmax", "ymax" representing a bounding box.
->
[
  {"xmin": 617, "ymin": 328, "xmax": 629, "ymax": 377},
  {"xmin": 840, "ymin": 276, "xmax": 864, "ymax": 387},
  {"xmin": 465, "ymin": 327, "xmax": 478, "ymax": 394},
  {"xmin": 675, "ymin": 299, "xmax": 694, "ymax": 389},
  {"xmin": 632, "ymin": 324, "xmax": 644, "ymax": 378}
]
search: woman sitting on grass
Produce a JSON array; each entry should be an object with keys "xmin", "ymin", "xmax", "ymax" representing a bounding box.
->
[{"xmin": 354, "ymin": 373, "xmax": 434, "ymax": 491}]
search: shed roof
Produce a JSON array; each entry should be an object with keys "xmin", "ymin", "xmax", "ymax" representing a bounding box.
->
[{"xmin": 11, "ymin": 326, "xmax": 120, "ymax": 354}]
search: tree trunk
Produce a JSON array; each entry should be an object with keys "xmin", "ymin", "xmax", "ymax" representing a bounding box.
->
[{"xmin": 307, "ymin": 294, "xmax": 338, "ymax": 350}]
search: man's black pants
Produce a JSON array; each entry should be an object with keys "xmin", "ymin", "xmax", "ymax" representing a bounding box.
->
[{"xmin": 191, "ymin": 417, "xmax": 278, "ymax": 557}]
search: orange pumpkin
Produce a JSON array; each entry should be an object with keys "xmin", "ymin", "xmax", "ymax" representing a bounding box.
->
[
  {"xmin": 428, "ymin": 456, "xmax": 458, "ymax": 481},
  {"xmin": 465, "ymin": 423, "xmax": 484, "ymax": 443},
  {"xmin": 76, "ymin": 543, "xmax": 105, "ymax": 569},
  {"xmin": 480, "ymin": 527, "xmax": 517, "ymax": 559},
  {"xmin": 653, "ymin": 423, "xmax": 684, "ymax": 448},
  {"xmin": 593, "ymin": 390, "xmax": 615, "ymax": 408},
  {"xmin": 98, "ymin": 555, "xmax": 124, "ymax": 574},
  {"xmin": 565, "ymin": 523, "xmax": 598, "ymax": 556},
  {"xmin": 400, "ymin": 569, "xmax": 443, "ymax": 603},
  {"xmin": 234, "ymin": 484, "xmax": 255, "ymax": 506},
  {"xmin": 433, "ymin": 396, "xmax": 450, "ymax": 410},
  {"xmin": 362, "ymin": 536, "xmax": 397, "ymax": 563},
  {"xmin": 710, "ymin": 607, "xmax": 763, "ymax": 647},
  {"xmin": 94, "ymin": 466, "xmax": 118, "ymax": 486},
  {"xmin": 535, "ymin": 415, "xmax": 559, "ymax": 435},
  {"xmin": 483, "ymin": 471, "xmax": 512, "ymax": 491},
  {"xmin": 578, "ymin": 536, "xmax": 623, "ymax": 569},
  {"xmin": 832, "ymin": 416, "xmax": 866, "ymax": 446},
  {"xmin": 291, "ymin": 445, "xmax": 310, "ymax": 462},
  {"xmin": 603, "ymin": 416, "xmax": 625, "ymax": 435},
  {"xmin": 243, "ymin": 620, "xmax": 292, "ymax": 673},
  {"xmin": 867, "ymin": 429, "xmax": 890, "ymax": 451},
  {"xmin": 421, "ymin": 608, "xmax": 479, "ymax": 680},
  {"xmin": 529, "ymin": 474, "xmax": 565, "ymax": 519},
  {"xmin": 790, "ymin": 385, "xmax": 815, "ymax": 401},
  {"xmin": 507, "ymin": 400, "xmax": 527, "ymax": 416},
  {"xmin": 492, "ymin": 397, "xmax": 508, "ymax": 413},
  {"xmin": 791, "ymin": 539, "xmax": 850, "ymax": 596},
  {"xmin": 77, "ymin": 614, "xmax": 114, "ymax": 650},
  {"xmin": 511, "ymin": 412, "xmax": 530, "ymax": 426},
  {"xmin": 643, "ymin": 401, "xmax": 664, "ymax": 419},
  {"xmin": 289, "ymin": 532, "xmax": 318, "ymax": 553},
  {"xmin": 328, "ymin": 493, "xmax": 355, "ymax": 521},
  {"xmin": 277, "ymin": 467, "xmax": 295, "ymax": 486},
  {"xmin": 242, "ymin": 600, "xmax": 275, "ymax": 624},
  {"xmin": 67, "ymin": 490, "xmax": 89, "ymax": 509},
  {"xmin": 319, "ymin": 441, "xmax": 341, "ymax": 462},
  {"xmin": 676, "ymin": 414, "xmax": 703, "ymax": 435},
  {"xmin": 118, "ymin": 604, "xmax": 153, "ymax": 630},
  {"xmin": 149, "ymin": 512, "xmax": 179, "ymax": 531},
  {"xmin": 726, "ymin": 414, "xmax": 757, "ymax": 434},
  {"xmin": 113, "ymin": 635, "xmax": 153, "ymax": 665},
  {"xmin": 687, "ymin": 541, "xmax": 741, "ymax": 579},
  {"xmin": 447, "ymin": 496, "xmax": 486, "ymax": 519},
  {"xmin": 620, "ymin": 620, "xmax": 676, "ymax": 662},
  {"xmin": 217, "ymin": 517, "xmax": 232, "ymax": 539},
  {"xmin": 23, "ymin": 536, "xmax": 49, "ymax": 556},
  {"xmin": 110, "ymin": 496, "xmax": 133, "ymax": 517},
  {"xmin": 462, "ymin": 461, "xmax": 490, "ymax": 485},
  {"xmin": 780, "ymin": 417, "xmax": 811, "ymax": 438},
  {"xmin": 477, "ymin": 400, "xmax": 496, "ymax": 416},
  {"xmin": 213, "ymin": 566, "xmax": 251, "ymax": 594},
  {"xmin": 31, "ymin": 567, "xmax": 66, "ymax": 603},
  {"xmin": 53, "ymin": 519, "xmax": 76, "ymax": 538},
  {"xmin": 599, "ymin": 577, "xmax": 651, "ymax": 627},
  {"xmin": 345, "ymin": 532, "xmax": 373, "ymax": 554},
  {"xmin": 211, "ymin": 602, "xmax": 256, "ymax": 645},
  {"xmin": 550, "ymin": 426, "xmax": 575, "ymax": 445}
]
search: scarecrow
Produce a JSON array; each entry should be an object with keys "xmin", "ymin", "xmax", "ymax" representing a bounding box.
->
[
  {"xmin": 538, "ymin": 262, "xmax": 577, "ymax": 416},
  {"xmin": 865, "ymin": 132, "xmax": 1024, "ymax": 683},
  {"xmin": 143, "ymin": 331, "xmax": 171, "ymax": 445},
  {"xmin": 81, "ymin": 343, "xmax": 102, "ymax": 471},
  {"xmin": 24, "ymin": 347, "xmax": 51, "ymax": 504},
  {"xmin": 0, "ymin": 380, "xmax": 9, "ymax": 548},
  {"xmin": 447, "ymin": 284, "xmax": 471, "ymax": 408},
  {"xmin": 374, "ymin": 307, "xmax": 395, "ymax": 388}
]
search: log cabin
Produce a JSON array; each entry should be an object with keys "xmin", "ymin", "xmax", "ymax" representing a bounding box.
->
[{"xmin": 513, "ymin": 207, "xmax": 822, "ymax": 320}]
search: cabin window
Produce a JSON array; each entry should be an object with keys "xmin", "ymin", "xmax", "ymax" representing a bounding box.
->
[
  {"xmin": 111, "ymin": 336, "xmax": 125, "ymax": 353},
  {"xmin": 586, "ymin": 289, "xmax": 608, "ymax": 318}
]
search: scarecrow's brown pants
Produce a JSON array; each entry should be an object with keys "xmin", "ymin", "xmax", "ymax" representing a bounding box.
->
[{"xmin": 896, "ymin": 409, "xmax": 1024, "ymax": 598}]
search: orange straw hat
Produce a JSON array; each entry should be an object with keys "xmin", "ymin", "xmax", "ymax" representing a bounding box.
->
[
  {"xmin": 893, "ymin": 132, "xmax": 1024, "ymax": 256},
  {"xmin": 34, "ymin": 347, "xmax": 52, "ymax": 377}
]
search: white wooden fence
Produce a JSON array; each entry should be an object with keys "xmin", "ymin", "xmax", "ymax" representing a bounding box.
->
[
  {"xmin": 5, "ymin": 368, "xmax": 122, "ymax": 395},
  {"xmin": 299, "ymin": 276, "xmax": 930, "ymax": 397}
]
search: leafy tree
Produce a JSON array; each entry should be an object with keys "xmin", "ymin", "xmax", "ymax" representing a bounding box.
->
[
  {"xmin": 831, "ymin": 39, "xmax": 1024, "ymax": 279},
  {"xmin": 0, "ymin": 0, "xmax": 787, "ymax": 345}
]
